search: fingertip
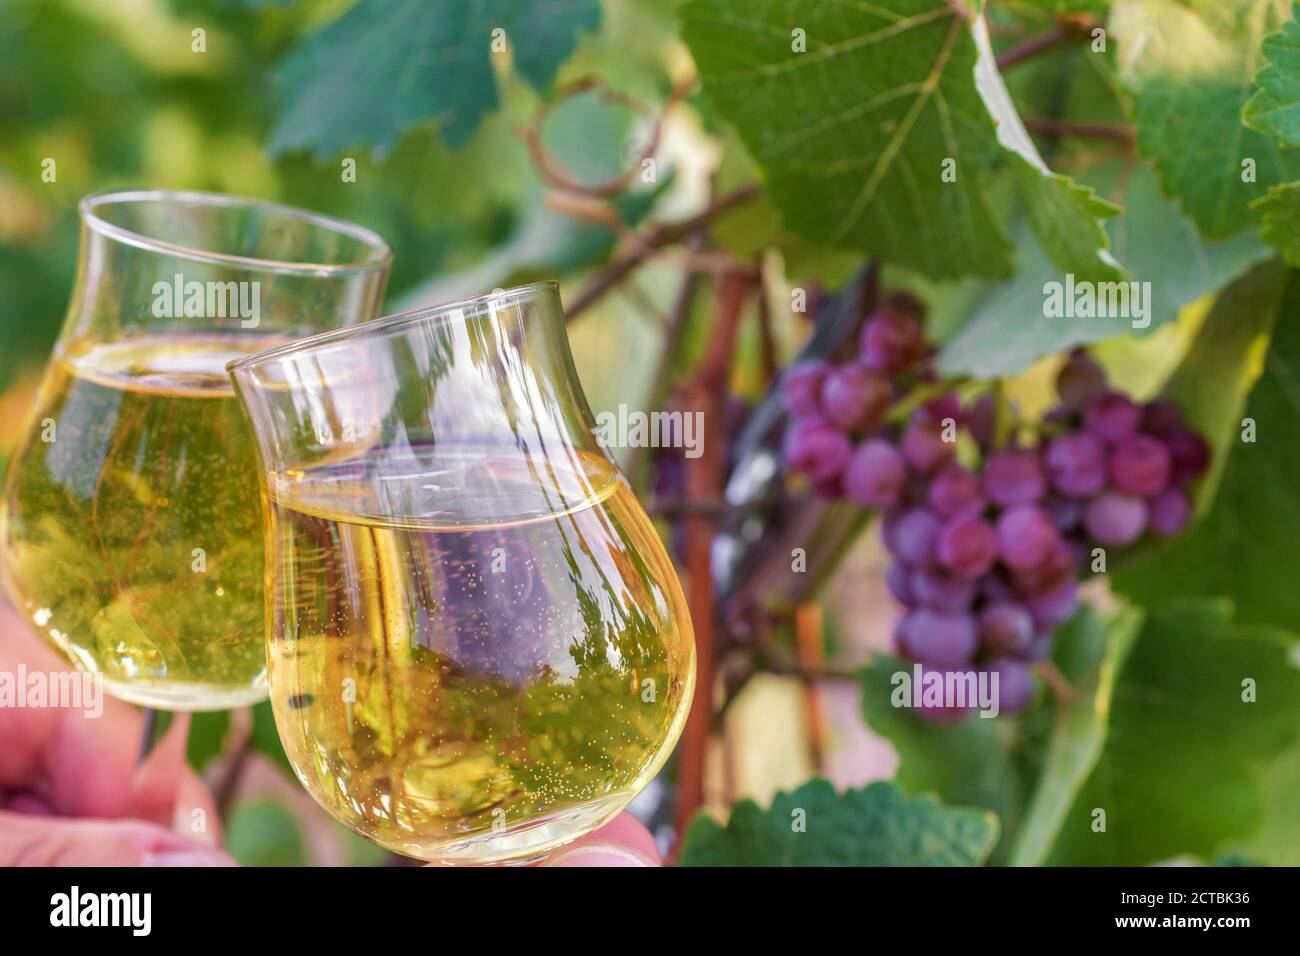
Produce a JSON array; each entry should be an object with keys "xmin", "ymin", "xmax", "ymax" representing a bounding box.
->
[
  {"xmin": 541, "ymin": 841, "xmax": 660, "ymax": 868},
  {"xmin": 541, "ymin": 812, "xmax": 663, "ymax": 867}
]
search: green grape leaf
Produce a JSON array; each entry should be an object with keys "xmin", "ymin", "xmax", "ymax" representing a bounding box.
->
[
  {"xmin": 678, "ymin": 779, "xmax": 998, "ymax": 866},
  {"xmin": 1113, "ymin": 266, "xmax": 1300, "ymax": 632},
  {"xmin": 971, "ymin": 17, "xmax": 1124, "ymax": 284},
  {"xmin": 1144, "ymin": 258, "xmax": 1287, "ymax": 504},
  {"xmin": 937, "ymin": 161, "xmax": 1271, "ymax": 376},
  {"xmin": 680, "ymin": 0, "xmax": 1016, "ymax": 280},
  {"xmin": 1253, "ymin": 181, "xmax": 1300, "ymax": 265},
  {"xmin": 710, "ymin": 135, "xmax": 865, "ymax": 287},
  {"xmin": 1007, "ymin": 607, "xmax": 1143, "ymax": 866},
  {"xmin": 682, "ymin": 3, "xmax": 1119, "ymax": 281},
  {"xmin": 1047, "ymin": 602, "xmax": 1300, "ymax": 865},
  {"xmin": 1114, "ymin": 0, "xmax": 1300, "ymax": 237},
  {"xmin": 1244, "ymin": 3, "xmax": 1300, "ymax": 146},
  {"xmin": 268, "ymin": 0, "xmax": 601, "ymax": 157},
  {"xmin": 1239, "ymin": 744, "xmax": 1300, "ymax": 865}
]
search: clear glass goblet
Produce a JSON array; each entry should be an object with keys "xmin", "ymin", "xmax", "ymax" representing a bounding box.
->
[
  {"xmin": 229, "ymin": 281, "xmax": 695, "ymax": 864},
  {"xmin": 0, "ymin": 190, "xmax": 391, "ymax": 709}
]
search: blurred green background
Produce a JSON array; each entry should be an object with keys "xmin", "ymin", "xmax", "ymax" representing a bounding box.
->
[
  {"xmin": 0, "ymin": 0, "xmax": 704, "ymax": 865},
  {"xmin": 0, "ymin": 0, "xmax": 698, "ymax": 467}
]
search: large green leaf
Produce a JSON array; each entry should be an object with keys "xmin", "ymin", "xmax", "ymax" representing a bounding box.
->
[
  {"xmin": 1146, "ymin": 259, "xmax": 1287, "ymax": 503},
  {"xmin": 681, "ymin": 0, "xmax": 1015, "ymax": 279},
  {"xmin": 971, "ymin": 17, "xmax": 1124, "ymax": 284},
  {"xmin": 1253, "ymin": 181, "xmax": 1300, "ymax": 265},
  {"xmin": 1240, "ymin": 743, "xmax": 1300, "ymax": 864},
  {"xmin": 1113, "ymin": 0, "xmax": 1300, "ymax": 237},
  {"xmin": 1113, "ymin": 266, "xmax": 1300, "ymax": 631},
  {"xmin": 1244, "ymin": 2, "xmax": 1300, "ymax": 146},
  {"xmin": 678, "ymin": 779, "xmax": 998, "ymax": 866},
  {"xmin": 1047, "ymin": 603, "xmax": 1300, "ymax": 865},
  {"xmin": 937, "ymin": 162, "xmax": 1271, "ymax": 376},
  {"xmin": 268, "ymin": 0, "xmax": 601, "ymax": 157},
  {"xmin": 1007, "ymin": 608, "xmax": 1143, "ymax": 866}
]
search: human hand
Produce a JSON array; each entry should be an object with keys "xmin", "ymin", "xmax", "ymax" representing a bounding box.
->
[
  {"xmin": 0, "ymin": 604, "xmax": 234, "ymax": 866},
  {"xmin": 1, "ymin": 604, "xmax": 661, "ymax": 867}
]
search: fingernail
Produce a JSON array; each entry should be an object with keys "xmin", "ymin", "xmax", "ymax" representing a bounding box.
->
[
  {"xmin": 543, "ymin": 841, "xmax": 658, "ymax": 868},
  {"xmin": 142, "ymin": 848, "xmax": 234, "ymax": 867}
]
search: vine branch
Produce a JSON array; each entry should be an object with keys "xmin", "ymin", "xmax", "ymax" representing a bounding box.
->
[
  {"xmin": 670, "ymin": 269, "xmax": 751, "ymax": 860},
  {"xmin": 564, "ymin": 185, "xmax": 760, "ymax": 322},
  {"xmin": 995, "ymin": 15, "xmax": 1103, "ymax": 71},
  {"xmin": 1024, "ymin": 118, "xmax": 1136, "ymax": 146}
]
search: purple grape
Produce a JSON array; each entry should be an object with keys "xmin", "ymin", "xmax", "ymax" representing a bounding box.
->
[
  {"xmin": 918, "ymin": 685, "xmax": 973, "ymax": 724},
  {"xmin": 889, "ymin": 507, "xmax": 941, "ymax": 566},
  {"xmin": 922, "ymin": 393, "xmax": 963, "ymax": 426},
  {"xmin": 1010, "ymin": 541, "xmax": 1076, "ymax": 595},
  {"xmin": 966, "ymin": 394, "xmax": 996, "ymax": 450},
  {"xmin": 783, "ymin": 417, "xmax": 852, "ymax": 482},
  {"xmin": 985, "ymin": 658, "xmax": 1035, "ymax": 714},
  {"xmin": 983, "ymin": 449, "xmax": 1047, "ymax": 507},
  {"xmin": 1025, "ymin": 577, "xmax": 1079, "ymax": 629},
  {"xmin": 897, "ymin": 609, "xmax": 978, "ymax": 665},
  {"xmin": 1055, "ymin": 349, "xmax": 1108, "ymax": 410},
  {"xmin": 1148, "ymin": 487, "xmax": 1191, "ymax": 536},
  {"xmin": 978, "ymin": 602, "xmax": 1036, "ymax": 656},
  {"xmin": 860, "ymin": 308, "xmax": 926, "ymax": 373},
  {"xmin": 1166, "ymin": 429, "xmax": 1210, "ymax": 485},
  {"xmin": 1084, "ymin": 391, "xmax": 1141, "ymax": 443},
  {"xmin": 1042, "ymin": 495, "xmax": 1083, "ymax": 532},
  {"xmin": 901, "ymin": 417, "xmax": 955, "ymax": 474},
  {"xmin": 996, "ymin": 504, "xmax": 1060, "ymax": 571},
  {"xmin": 781, "ymin": 359, "xmax": 830, "ymax": 418},
  {"xmin": 1141, "ymin": 397, "xmax": 1184, "ymax": 436},
  {"xmin": 1043, "ymin": 404, "xmax": 1072, "ymax": 425},
  {"xmin": 935, "ymin": 513, "xmax": 998, "ymax": 581},
  {"xmin": 911, "ymin": 567, "xmax": 977, "ymax": 613},
  {"xmin": 843, "ymin": 438, "xmax": 906, "ymax": 509},
  {"xmin": 1043, "ymin": 432, "xmax": 1107, "ymax": 498},
  {"xmin": 1110, "ymin": 434, "xmax": 1172, "ymax": 496},
  {"xmin": 980, "ymin": 570, "xmax": 1017, "ymax": 604},
  {"xmin": 1083, "ymin": 491, "xmax": 1148, "ymax": 547},
  {"xmin": 1063, "ymin": 534, "xmax": 1092, "ymax": 571},
  {"xmin": 885, "ymin": 561, "xmax": 917, "ymax": 607},
  {"xmin": 928, "ymin": 465, "xmax": 984, "ymax": 519},
  {"xmin": 819, "ymin": 362, "xmax": 891, "ymax": 432}
]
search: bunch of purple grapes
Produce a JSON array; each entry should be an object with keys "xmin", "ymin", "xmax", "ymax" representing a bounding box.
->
[{"xmin": 782, "ymin": 303, "xmax": 1210, "ymax": 720}]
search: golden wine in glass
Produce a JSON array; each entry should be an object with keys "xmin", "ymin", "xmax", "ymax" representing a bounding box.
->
[
  {"xmin": 230, "ymin": 282, "xmax": 695, "ymax": 863},
  {"xmin": 0, "ymin": 191, "xmax": 391, "ymax": 709}
]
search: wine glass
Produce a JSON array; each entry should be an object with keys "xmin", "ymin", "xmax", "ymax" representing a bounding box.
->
[
  {"xmin": 0, "ymin": 190, "xmax": 391, "ymax": 710},
  {"xmin": 228, "ymin": 281, "xmax": 696, "ymax": 864}
]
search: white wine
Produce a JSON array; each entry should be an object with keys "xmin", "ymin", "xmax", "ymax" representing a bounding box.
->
[
  {"xmin": 266, "ymin": 448, "xmax": 694, "ymax": 863},
  {"xmin": 1, "ymin": 335, "xmax": 280, "ymax": 708}
]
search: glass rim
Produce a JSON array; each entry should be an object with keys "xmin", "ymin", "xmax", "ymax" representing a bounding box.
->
[
  {"xmin": 226, "ymin": 280, "xmax": 561, "ymax": 375},
  {"xmin": 79, "ymin": 188, "xmax": 394, "ymax": 277}
]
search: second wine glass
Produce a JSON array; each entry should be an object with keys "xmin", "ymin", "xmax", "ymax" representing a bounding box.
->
[{"xmin": 230, "ymin": 281, "xmax": 695, "ymax": 864}]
